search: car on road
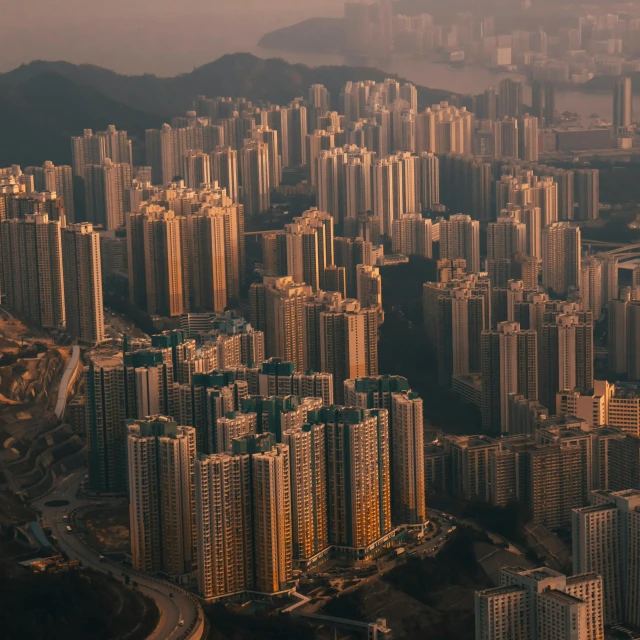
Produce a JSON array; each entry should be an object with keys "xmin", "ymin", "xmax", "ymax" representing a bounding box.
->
[
  {"xmin": 178, "ymin": 619, "xmax": 184, "ymax": 627},
  {"xmin": 99, "ymin": 556, "xmax": 106, "ymax": 563},
  {"xmin": 66, "ymin": 526, "xmax": 73, "ymax": 534}
]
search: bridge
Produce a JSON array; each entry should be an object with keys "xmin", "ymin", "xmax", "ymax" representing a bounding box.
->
[{"xmin": 586, "ymin": 242, "xmax": 640, "ymax": 264}]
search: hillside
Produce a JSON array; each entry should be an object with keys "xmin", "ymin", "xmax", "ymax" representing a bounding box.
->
[
  {"xmin": 0, "ymin": 53, "xmax": 457, "ymax": 167},
  {"xmin": 0, "ymin": 72, "xmax": 161, "ymax": 166}
]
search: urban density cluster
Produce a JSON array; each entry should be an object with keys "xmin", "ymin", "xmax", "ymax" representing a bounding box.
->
[
  {"xmin": 344, "ymin": 0, "xmax": 640, "ymax": 84},
  {"xmin": 2, "ymin": 60, "xmax": 640, "ymax": 639}
]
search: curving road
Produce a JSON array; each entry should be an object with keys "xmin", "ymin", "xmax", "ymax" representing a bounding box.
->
[{"xmin": 32, "ymin": 471, "xmax": 205, "ymax": 640}]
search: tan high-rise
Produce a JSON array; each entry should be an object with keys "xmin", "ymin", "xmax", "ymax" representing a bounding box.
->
[
  {"xmin": 356, "ymin": 264, "xmax": 383, "ymax": 321},
  {"xmin": 317, "ymin": 297, "xmax": 379, "ymax": 403},
  {"xmin": 0, "ymin": 214, "xmax": 65, "ymax": 329},
  {"xmin": 481, "ymin": 321, "xmax": 538, "ymax": 432},
  {"xmin": 439, "ymin": 214, "xmax": 481, "ymax": 273},
  {"xmin": 263, "ymin": 276, "xmax": 313, "ymax": 370},
  {"xmin": 182, "ymin": 150, "xmax": 211, "ymax": 189},
  {"xmin": 71, "ymin": 126, "xmax": 132, "ymax": 178},
  {"xmin": 252, "ymin": 443, "xmax": 293, "ymax": 593},
  {"xmin": 580, "ymin": 255, "xmax": 603, "ymax": 316},
  {"xmin": 574, "ymin": 489, "xmax": 640, "ymax": 627},
  {"xmin": 85, "ymin": 350, "xmax": 126, "ymax": 492},
  {"xmin": 373, "ymin": 155, "xmax": 404, "ymax": 238},
  {"xmin": 541, "ymin": 311, "xmax": 594, "ymax": 413},
  {"xmin": 195, "ymin": 452, "xmax": 253, "ymax": 598},
  {"xmin": 392, "ymin": 214, "xmax": 433, "ymax": 258},
  {"xmin": 542, "ymin": 222, "xmax": 581, "ymax": 297},
  {"xmin": 127, "ymin": 416, "xmax": 196, "ymax": 576},
  {"xmin": 210, "ymin": 146, "xmax": 239, "ymax": 203},
  {"xmin": 324, "ymin": 407, "xmax": 392, "ymax": 558},
  {"xmin": 283, "ymin": 423, "xmax": 330, "ymax": 569},
  {"xmin": 240, "ymin": 140, "xmax": 270, "ymax": 216},
  {"xmin": 62, "ymin": 223, "xmax": 105, "ymax": 344},
  {"xmin": 84, "ymin": 159, "xmax": 132, "ymax": 230},
  {"xmin": 391, "ymin": 391, "xmax": 426, "ymax": 526},
  {"xmin": 251, "ymin": 126, "xmax": 281, "ymax": 189},
  {"xmin": 141, "ymin": 207, "xmax": 189, "ymax": 317},
  {"xmin": 188, "ymin": 210, "xmax": 227, "ymax": 313}
]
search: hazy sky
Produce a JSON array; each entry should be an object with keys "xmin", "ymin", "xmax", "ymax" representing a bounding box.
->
[{"xmin": 0, "ymin": 0, "xmax": 345, "ymax": 75}]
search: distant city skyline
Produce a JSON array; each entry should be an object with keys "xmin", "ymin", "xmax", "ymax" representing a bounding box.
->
[
  {"xmin": 0, "ymin": 1, "xmax": 630, "ymax": 121},
  {"xmin": 0, "ymin": 0, "xmax": 345, "ymax": 75}
]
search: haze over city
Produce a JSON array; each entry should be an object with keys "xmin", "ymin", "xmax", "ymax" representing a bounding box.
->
[
  {"xmin": 0, "ymin": 0, "xmax": 345, "ymax": 75},
  {"xmin": 3, "ymin": 1, "xmax": 640, "ymax": 639}
]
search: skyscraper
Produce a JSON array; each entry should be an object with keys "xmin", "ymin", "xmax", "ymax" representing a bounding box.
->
[
  {"xmin": 249, "ymin": 441, "xmax": 293, "ymax": 594},
  {"xmin": 145, "ymin": 124, "xmax": 175, "ymax": 185},
  {"xmin": 392, "ymin": 214, "xmax": 433, "ymax": 258},
  {"xmin": 251, "ymin": 126, "xmax": 281, "ymax": 189},
  {"xmin": 141, "ymin": 208, "xmax": 189, "ymax": 317},
  {"xmin": 419, "ymin": 152, "xmax": 440, "ymax": 211},
  {"xmin": 287, "ymin": 100, "xmax": 308, "ymax": 167},
  {"xmin": 188, "ymin": 210, "xmax": 227, "ymax": 313},
  {"xmin": 71, "ymin": 126, "xmax": 132, "ymax": 178},
  {"xmin": 439, "ymin": 214, "xmax": 481, "ymax": 273},
  {"xmin": 613, "ymin": 77, "xmax": 633, "ymax": 133},
  {"xmin": 476, "ymin": 567, "xmax": 604, "ymax": 640},
  {"xmin": 282, "ymin": 424, "xmax": 330, "ymax": 568},
  {"xmin": 575, "ymin": 169, "xmax": 600, "ymax": 221},
  {"xmin": 182, "ymin": 150, "xmax": 211, "ymax": 189},
  {"xmin": 84, "ymin": 159, "xmax": 132, "ymax": 229},
  {"xmin": 573, "ymin": 489, "xmax": 640, "ymax": 626},
  {"xmin": 284, "ymin": 208, "xmax": 335, "ymax": 292},
  {"xmin": 519, "ymin": 115, "xmax": 539, "ymax": 162},
  {"xmin": 541, "ymin": 312, "xmax": 594, "ymax": 413},
  {"xmin": 324, "ymin": 407, "xmax": 393, "ymax": 559},
  {"xmin": 127, "ymin": 416, "xmax": 196, "ymax": 576},
  {"xmin": 497, "ymin": 78, "xmax": 523, "ymax": 118},
  {"xmin": 240, "ymin": 140, "xmax": 270, "ymax": 216},
  {"xmin": 481, "ymin": 322, "xmax": 538, "ymax": 432},
  {"xmin": 345, "ymin": 154, "xmax": 374, "ymax": 221},
  {"xmin": 373, "ymin": 156, "xmax": 404, "ymax": 238},
  {"xmin": 356, "ymin": 264, "xmax": 383, "ymax": 319},
  {"xmin": 308, "ymin": 84, "xmax": 331, "ymax": 117},
  {"xmin": 317, "ymin": 298, "xmax": 379, "ymax": 403},
  {"xmin": 62, "ymin": 223, "xmax": 105, "ymax": 344},
  {"xmin": 306, "ymin": 129, "xmax": 337, "ymax": 188},
  {"xmin": 486, "ymin": 215, "xmax": 527, "ymax": 261},
  {"xmin": 391, "ymin": 391, "xmax": 427, "ymax": 526},
  {"xmin": 580, "ymin": 256, "xmax": 604, "ymax": 316},
  {"xmin": 25, "ymin": 161, "xmax": 75, "ymax": 222},
  {"xmin": 85, "ymin": 350, "xmax": 126, "ymax": 492},
  {"xmin": 262, "ymin": 276, "xmax": 313, "ymax": 370},
  {"xmin": 0, "ymin": 214, "xmax": 65, "ymax": 329},
  {"xmin": 542, "ymin": 222, "xmax": 581, "ymax": 297},
  {"xmin": 196, "ymin": 433, "xmax": 293, "ymax": 597},
  {"xmin": 195, "ymin": 451, "xmax": 253, "ymax": 598},
  {"xmin": 210, "ymin": 147, "xmax": 239, "ymax": 203}
]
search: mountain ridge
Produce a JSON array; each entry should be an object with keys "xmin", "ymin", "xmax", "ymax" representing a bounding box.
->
[{"xmin": 0, "ymin": 53, "xmax": 457, "ymax": 167}]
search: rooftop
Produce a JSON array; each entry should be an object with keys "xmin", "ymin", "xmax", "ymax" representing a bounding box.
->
[
  {"xmin": 505, "ymin": 566, "xmax": 564, "ymax": 582},
  {"xmin": 477, "ymin": 584, "xmax": 525, "ymax": 598},
  {"xmin": 540, "ymin": 590, "xmax": 584, "ymax": 606},
  {"xmin": 88, "ymin": 348, "xmax": 123, "ymax": 368}
]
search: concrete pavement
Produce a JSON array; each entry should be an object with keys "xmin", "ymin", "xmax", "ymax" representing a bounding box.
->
[
  {"xmin": 32, "ymin": 471, "xmax": 204, "ymax": 640},
  {"xmin": 54, "ymin": 345, "xmax": 80, "ymax": 419}
]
